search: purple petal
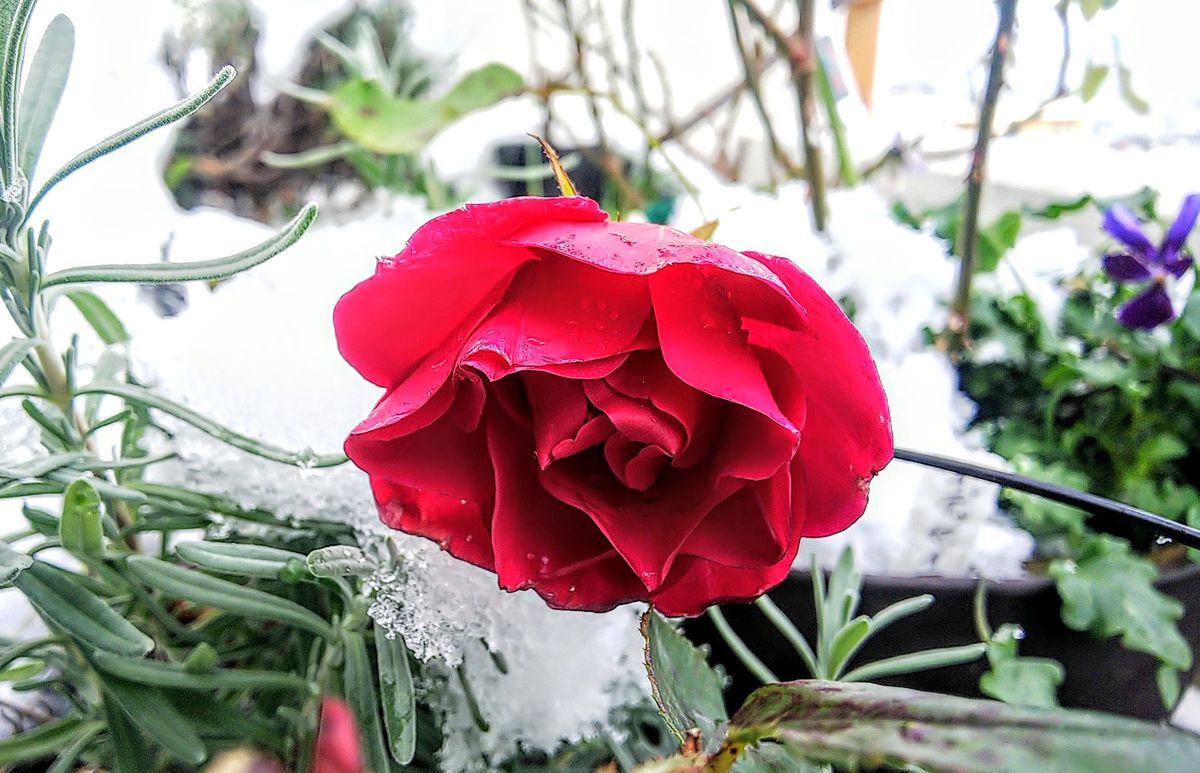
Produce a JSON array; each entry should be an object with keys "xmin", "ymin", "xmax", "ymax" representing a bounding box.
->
[
  {"xmin": 1102, "ymin": 252, "xmax": 1152, "ymax": 282},
  {"xmin": 1103, "ymin": 205, "xmax": 1154, "ymax": 256},
  {"xmin": 1164, "ymin": 251, "xmax": 1194, "ymax": 279},
  {"xmin": 1116, "ymin": 283, "xmax": 1176, "ymax": 329},
  {"xmin": 1162, "ymin": 193, "xmax": 1200, "ymax": 258}
]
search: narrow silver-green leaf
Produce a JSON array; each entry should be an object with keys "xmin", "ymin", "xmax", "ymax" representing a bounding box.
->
[
  {"xmin": 25, "ymin": 65, "xmax": 236, "ymax": 218},
  {"xmin": 76, "ymin": 380, "xmax": 344, "ymax": 467},
  {"xmin": 343, "ymin": 630, "xmax": 390, "ymax": 773},
  {"xmin": 126, "ymin": 555, "xmax": 333, "ymax": 639},
  {"xmin": 59, "ymin": 477, "xmax": 104, "ymax": 557},
  {"xmin": 841, "ymin": 643, "xmax": 987, "ymax": 683},
  {"xmin": 43, "ymin": 718, "xmax": 102, "ymax": 773},
  {"xmin": 307, "ymin": 544, "xmax": 376, "ymax": 578},
  {"xmin": 13, "ymin": 560, "xmax": 152, "ymax": 655},
  {"xmin": 1, "ymin": 0, "xmax": 37, "ymax": 185},
  {"xmin": 104, "ymin": 677, "xmax": 207, "ymax": 765},
  {"xmin": 0, "ymin": 658, "xmax": 43, "ymax": 681},
  {"xmin": 17, "ymin": 14, "xmax": 73, "ymax": 180},
  {"xmin": 0, "ymin": 716, "xmax": 101, "ymax": 765},
  {"xmin": 375, "ymin": 625, "xmax": 416, "ymax": 764},
  {"xmin": 91, "ymin": 649, "xmax": 309, "ymax": 691},
  {"xmin": 64, "ymin": 289, "xmax": 128, "ymax": 344},
  {"xmin": 104, "ymin": 696, "xmax": 151, "ymax": 773},
  {"xmin": 0, "ymin": 540, "xmax": 32, "ymax": 586},
  {"xmin": 826, "ymin": 616, "xmax": 870, "ymax": 679},
  {"xmin": 41, "ymin": 202, "xmax": 317, "ymax": 287},
  {"xmin": 0, "ymin": 338, "xmax": 38, "ymax": 388},
  {"xmin": 176, "ymin": 540, "xmax": 309, "ymax": 579}
]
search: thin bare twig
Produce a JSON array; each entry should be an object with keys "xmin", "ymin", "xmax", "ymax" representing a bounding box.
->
[{"xmin": 947, "ymin": 0, "xmax": 1018, "ymax": 350}]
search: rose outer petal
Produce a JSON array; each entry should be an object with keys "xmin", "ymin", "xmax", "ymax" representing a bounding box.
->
[
  {"xmin": 744, "ymin": 252, "xmax": 893, "ymax": 537},
  {"xmin": 334, "ymin": 196, "xmax": 607, "ymax": 388},
  {"xmin": 1116, "ymin": 283, "xmax": 1176, "ymax": 329},
  {"xmin": 1102, "ymin": 252, "xmax": 1152, "ymax": 283}
]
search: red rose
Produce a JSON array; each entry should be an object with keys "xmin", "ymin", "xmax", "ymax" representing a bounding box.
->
[
  {"xmin": 314, "ymin": 697, "xmax": 363, "ymax": 773},
  {"xmin": 335, "ymin": 197, "xmax": 891, "ymax": 616}
]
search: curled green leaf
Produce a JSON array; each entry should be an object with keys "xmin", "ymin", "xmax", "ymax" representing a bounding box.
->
[
  {"xmin": 14, "ymin": 560, "xmax": 152, "ymax": 656},
  {"xmin": 176, "ymin": 540, "xmax": 310, "ymax": 580}
]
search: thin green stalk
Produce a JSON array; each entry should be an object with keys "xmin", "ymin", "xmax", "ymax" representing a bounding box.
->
[
  {"xmin": 815, "ymin": 53, "xmax": 858, "ymax": 186},
  {"xmin": 706, "ymin": 606, "xmax": 778, "ymax": 684},
  {"xmin": 754, "ymin": 595, "xmax": 818, "ymax": 677}
]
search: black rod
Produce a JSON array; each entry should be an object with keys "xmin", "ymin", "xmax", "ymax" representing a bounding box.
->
[{"xmin": 893, "ymin": 447, "xmax": 1200, "ymax": 551}]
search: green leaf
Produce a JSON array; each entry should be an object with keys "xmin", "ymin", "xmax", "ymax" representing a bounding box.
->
[
  {"xmin": 58, "ymin": 477, "xmax": 104, "ymax": 558},
  {"xmin": 306, "ymin": 544, "xmax": 377, "ymax": 577},
  {"xmin": 375, "ymin": 624, "xmax": 417, "ymax": 765},
  {"xmin": 0, "ymin": 716, "xmax": 103, "ymax": 765},
  {"xmin": 75, "ymin": 380, "xmax": 345, "ymax": 468},
  {"xmin": 40, "ymin": 202, "xmax": 317, "ymax": 288},
  {"xmin": 0, "ymin": 658, "xmax": 43, "ymax": 681},
  {"xmin": 0, "ymin": 337, "xmax": 38, "ymax": 388},
  {"xmin": 14, "ymin": 560, "xmax": 152, "ymax": 655},
  {"xmin": 1115, "ymin": 62, "xmax": 1149, "ymax": 114},
  {"xmin": 840, "ymin": 643, "xmax": 987, "ymax": 683},
  {"xmin": 980, "ymin": 625, "xmax": 1064, "ymax": 708},
  {"xmin": 261, "ymin": 141, "xmax": 355, "ymax": 169},
  {"xmin": 181, "ymin": 641, "xmax": 219, "ymax": 673},
  {"xmin": 26, "ymin": 65, "xmax": 236, "ymax": 218},
  {"xmin": 826, "ymin": 616, "xmax": 870, "ymax": 679},
  {"xmin": 175, "ymin": 539, "xmax": 310, "ymax": 579},
  {"xmin": 327, "ymin": 64, "xmax": 523, "ymax": 154},
  {"xmin": 1179, "ymin": 293, "xmax": 1200, "ymax": 341},
  {"xmin": 64, "ymin": 289, "xmax": 129, "ymax": 344},
  {"xmin": 976, "ymin": 211, "xmax": 1023, "ymax": 272},
  {"xmin": 91, "ymin": 649, "xmax": 309, "ymax": 691},
  {"xmin": 125, "ymin": 555, "xmax": 334, "ymax": 640},
  {"xmin": 1080, "ymin": 62, "xmax": 1109, "ymax": 101},
  {"xmin": 16, "ymin": 14, "xmax": 73, "ymax": 180},
  {"xmin": 343, "ymin": 630, "xmax": 390, "ymax": 773},
  {"xmin": 0, "ymin": 540, "xmax": 32, "ymax": 586},
  {"xmin": 1157, "ymin": 663, "xmax": 1182, "ymax": 710},
  {"xmin": 103, "ymin": 696, "xmax": 152, "ymax": 773},
  {"xmin": 103, "ymin": 676, "xmax": 207, "ymax": 765},
  {"xmin": 1048, "ymin": 542, "xmax": 1191, "ymax": 671},
  {"xmin": 641, "ymin": 610, "xmax": 728, "ymax": 749},
  {"xmin": 722, "ymin": 680, "xmax": 1200, "ymax": 772},
  {"xmin": 0, "ymin": 0, "xmax": 37, "ymax": 186}
]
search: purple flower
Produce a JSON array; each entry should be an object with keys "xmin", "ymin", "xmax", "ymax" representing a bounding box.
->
[{"xmin": 1101, "ymin": 194, "xmax": 1198, "ymax": 329}]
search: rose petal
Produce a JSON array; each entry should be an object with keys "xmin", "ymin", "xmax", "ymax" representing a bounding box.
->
[
  {"xmin": 583, "ymin": 379, "xmax": 684, "ymax": 453},
  {"xmin": 510, "ymin": 218, "xmax": 791, "ymax": 293},
  {"xmin": 650, "ymin": 471, "xmax": 801, "ymax": 617},
  {"xmin": 1116, "ymin": 283, "xmax": 1176, "ymax": 329},
  {"xmin": 372, "ymin": 477, "xmax": 494, "ymax": 569},
  {"xmin": 1162, "ymin": 193, "xmax": 1200, "ymax": 260},
  {"xmin": 677, "ymin": 469, "xmax": 792, "ymax": 570},
  {"xmin": 1103, "ymin": 204, "xmax": 1154, "ymax": 256},
  {"xmin": 334, "ymin": 198, "xmax": 604, "ymax": 388},
  {"xmin": 460, "ymin": 254, "xmax": 653, "ymax": 380},
  {"xmin": 315, "ymin": 697, "xmax": 364, "ymax": 773},
  {"xmin": 540, "ymin": 454, "xmax": 745, "ymax": 590},
  {"xmin": 649, "ymin": 265, "xmax": 795, "ymax": 433},
  {"xmin": 603, "ymin": 351, "xmax": 717, "ymax": 466},
  {"xmin": 487, "ymin": 407, "xmax": 644, "ymax": 609},
  {"xmin": 744, "ymin": 251, "xmax": 892, "ymax": 537},
  {"xmin": 521, "ymin": 372, "xmax": 589, "ymax": 467},
  {"xmin": 603, "ymin": 434, "xmax": 670, "ymax": 491},
  {"xmin": 1102, "ymin": 252, "xmax": 1152, "ymax": 283}
]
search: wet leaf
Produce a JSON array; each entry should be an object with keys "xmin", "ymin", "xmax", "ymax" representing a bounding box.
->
[{"xmin": 641, "ymin": 610, "xmax": 727, "ymax": 750}]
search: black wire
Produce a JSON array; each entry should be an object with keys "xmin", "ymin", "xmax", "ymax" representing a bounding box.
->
[{"xmin": 893, "ymin": 447, "xmax": 1200, "ymax": 552}]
